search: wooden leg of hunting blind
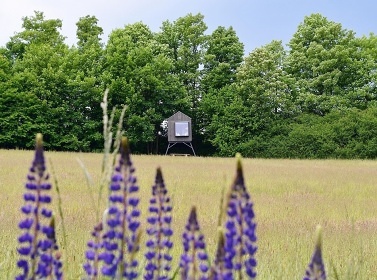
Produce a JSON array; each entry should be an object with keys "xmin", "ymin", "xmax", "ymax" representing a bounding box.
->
[{"xmin": 165, "ymin": 142, "xmax": 196, "ymax": 156}]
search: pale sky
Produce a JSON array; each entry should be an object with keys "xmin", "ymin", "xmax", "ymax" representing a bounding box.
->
[{"xmin": 1, "ymin": 0, "xmax": 376, "ymax": 55}]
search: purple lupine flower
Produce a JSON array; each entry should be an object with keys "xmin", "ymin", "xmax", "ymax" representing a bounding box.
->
[
  {"xmin": 144, "ymin": 168, "xmax": 173, "ymax": 280},
  {"xmin": 16, "ymin": 133, "xmax": 63, "ymax": 280},
  {"xmin": 209, "ymin": 232, "xmax": 232, "ymax": 280},
  {"xmin": 180, "ymin": 206, "xmax": 210, "ymax": 280},
  {"xmin": 223, "ymin": 154, "xmax": 257, "ymax": 279},
  {"xmin": 83, "ymin": 222, "xmax": 103, "ymax": 279},
  {"xmin": 47, "ymin": 217, "xmax": 64, "ymax": 279},
  {"xmin": 100, "ymin": 137, "xmax": 141, "ymax": 279},
  {"xmin": 303, "ymin": 225, "xmax": 326, "ymax": 280}
]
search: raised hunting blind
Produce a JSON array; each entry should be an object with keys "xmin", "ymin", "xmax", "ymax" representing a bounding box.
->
[{"xmin": 165, "ymin": 111, "xmax": 196, "ymax": 156}]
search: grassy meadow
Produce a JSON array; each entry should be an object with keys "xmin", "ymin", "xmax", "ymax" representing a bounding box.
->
[{"xmin": 0, "ymin": 149, "xmax": 376, "ymax": 279}]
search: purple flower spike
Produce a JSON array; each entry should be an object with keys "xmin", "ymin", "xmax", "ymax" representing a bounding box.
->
[
  {"xmin": 223, "ymin": 153, "xmax": 257, "ymax": 279},
  {"xmin": 209, "ymin": 232, "xmax": 232, "ymax": 280},
  {"xmin": 100, "ymin": 137, "xmax": 141, "ymax": 278},
  {"xmin": 180, "ymin": 206, "xmax": 210, "ymax": 280},
  {"xmin": 144, "ymin": 168, "xmax": 173, "ymax": 280},
  {"xmin": 303, "ymin": 225, "xmax": 326, "ymax": 280},
  {"xmin": 83, "ymin": 222, "xmax": 103, "ymax": 278},
  {"xmin": 16, "ymin": 134, "xmax": 63, "ymax": 280}
]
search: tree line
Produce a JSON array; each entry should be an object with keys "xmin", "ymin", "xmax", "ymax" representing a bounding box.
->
[{"xmin": 1, "ymin": 11, "xmax": 377, "ymax": 158}]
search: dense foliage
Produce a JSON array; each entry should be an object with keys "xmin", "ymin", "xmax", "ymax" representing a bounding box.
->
[{"xmin": 1, "ymin": 11, "xmax": 377, "ymax": 158}]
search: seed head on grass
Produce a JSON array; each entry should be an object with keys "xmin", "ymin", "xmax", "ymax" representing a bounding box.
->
[
  {"xmin": 180, "ymin": 206, "xmax": 210, "ymax": 280},
  {"xmin": 144, "ymin": 167, "xmax": 173, "ymax": 280},
  {"xmin": 16, "ymin": 133, "xmax": 63, "ymax": 280},
  {"xmin": 99, "ymin": 137, "xmax": 141, "ymax": 279},
  {"xmin": 223, "ymin": 153, "xmax": 257, "ymax": 279},
  {"xmin": 303, "ymin": 225, "xmax": 326, "ymax": 280}
]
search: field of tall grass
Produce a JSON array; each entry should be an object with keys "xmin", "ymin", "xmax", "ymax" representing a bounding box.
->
[{"xmin": 1, "ymin": 149, "xmax": 376, "ymax": 279}]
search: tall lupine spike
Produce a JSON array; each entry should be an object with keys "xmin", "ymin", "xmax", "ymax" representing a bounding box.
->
[
  {"xmin": 48, "ymin": 216, "xmax": 64, "ymax": 279},
  {"xmin": 180, "ymin": 206, "xmax": 210, "ymax": 280},
  {"xmin": 223, "ymin": 153, "xmax": 257, "ymax": 279},
  {"xmin": 209, "ymin": 230, "xmax": 232, "ymax": 280},
  {"xmin": 16, "ymin": 133, "xmax": 63, "ymax": 280},
  {"xmin": 144, "ymin": 167, "xmax": 173, "ymax": 280},
  {"xmin": 100, "ymin": 137, "xmax": 141, "ymax": 279},
  {"xmin": 83, "ymin": 221, "xmax": 103, "ymax": 279},
  {"xmin": 303, "ymin": 225, "xmax": 326, "ymax": 280}
]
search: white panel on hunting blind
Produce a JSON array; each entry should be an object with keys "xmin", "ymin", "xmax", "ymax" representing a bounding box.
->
[{"xmin": 175, "ymin": 122, "xmax": 189, "ymax": 137}]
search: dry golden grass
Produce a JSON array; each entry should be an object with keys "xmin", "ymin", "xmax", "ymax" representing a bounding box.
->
[{"xmin": 1, "ymin": 149, "xmax": 377, "ymax": 279}]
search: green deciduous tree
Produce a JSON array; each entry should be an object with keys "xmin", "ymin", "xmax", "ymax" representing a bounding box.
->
[
  {"xmin": 286, "ymin": 13, "xmax": 371, "ymax": 114},
  {"xmin": 201, "ymin": 26, "xmax": 244, "ymax": 92},
  {"xmin": 157, "ymin": 13, "xmax": 208, "ymax": 144},
  {"xmin": 158, "ymin": 13, "xmax": 207, "ymax": 93},
  {"xmin": 64, "ymin": 15, "xmax": 106, "ymax": 150},
  {"xmin": 198, "ymin": 26, "xmax": 244, "ymax": 152},
  {"xmin": 203, "ymin": 41, "xmax": 296, "ymax": 156},
  {"xmin": 237, "ymin": 40, "xmax": 296, "ymax": 119},
  {"xmin": 104, "ymin": 23, "xmax": 188, "ymax": 153},
  {"xmin": 4, "ymin": 11, "xmax": 90, "ymax": 150},
  {"xmin": 6, "ymin": 11, "xmax": 66, "ymax": 60}
]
